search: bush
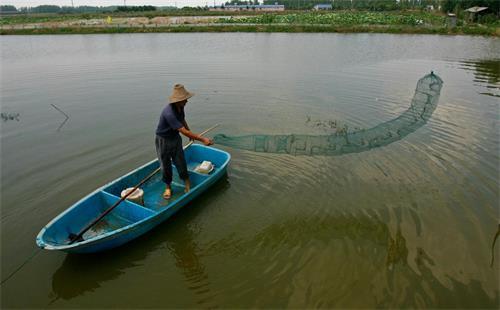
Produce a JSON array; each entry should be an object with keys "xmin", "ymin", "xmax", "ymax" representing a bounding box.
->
[
  {"xmin": 479, "ymin": 14, "xmax": 498, "ymax": 25},
  {"xmin": 116, "ymin": 6, "xmax": 156, "ymax": 12}
]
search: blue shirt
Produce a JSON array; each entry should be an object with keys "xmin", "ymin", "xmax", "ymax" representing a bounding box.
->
[{"xmin": 156, "ymin": 104, "xmax": 185, "ymax": 138}]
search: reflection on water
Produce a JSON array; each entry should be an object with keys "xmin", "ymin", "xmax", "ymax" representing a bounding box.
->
[
  {"xmin": 460, "ymin": 59, "xmax": 500, "ymax": 85},
  {"xmin": 166, "ymin": 224, "xmax": 218, "ymax": 308},
  {"xmin": 491, "ymin": 224, "xmax": 500, "ymax": 268},
  {"xmin": 51, "ymin": 250, "xmax": 141, "ymax": 301},
  {"xmin": 213, "ymin": 73, "xmax": 443, "ymax": 156},
  {"xmin": 202, "ymin": 210, "xmax": 498, "ymax": 308},
  {"xmin": 386, "ymin": 229, "xmax": 408, "ymax": 268},
  {"xmin": 459, "ymin": 59, "xmax": 500, "ymax": 97},
  {"xmin": 50, "ymin": 176, "xmax": 229, "ymax": 307}
]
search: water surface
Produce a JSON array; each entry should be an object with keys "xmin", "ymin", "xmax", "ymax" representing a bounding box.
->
[{"xmin": 1, "ymin": 33, "xmax": 499, "ymax": 308}]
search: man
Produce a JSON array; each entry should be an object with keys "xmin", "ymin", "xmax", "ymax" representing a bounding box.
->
[{"xmin": 155, "ymin": 84, "xmax": 213, "ymax": 199}]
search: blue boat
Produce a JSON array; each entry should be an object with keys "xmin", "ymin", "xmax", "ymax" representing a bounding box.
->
[{"xmin": 36, "ymin": 144, "xmax": 231, "ymax": 253}]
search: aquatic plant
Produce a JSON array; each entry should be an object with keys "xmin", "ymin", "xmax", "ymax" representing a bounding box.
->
[{"xmin": 0, "ymin": 113, "xmax": 20, "ymax": 122}]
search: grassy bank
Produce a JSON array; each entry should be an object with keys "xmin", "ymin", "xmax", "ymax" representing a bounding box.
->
[
  {"xmin": 0, "ymin": 10, "xmax": 284, "ymax": 26},
  {"xmin": 1, "ymin": 24, "xmax": 498, "ymax": 36},
  {"xmin": 1, "ymin": 11, "xmax": 498, "ymax": 36}
]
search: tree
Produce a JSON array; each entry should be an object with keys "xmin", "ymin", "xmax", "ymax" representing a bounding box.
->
[
  {"xmin": 442, "ymin": 0, "xmax": 499, "ymax": 16},
  {"xmin": 31, "ymin": 5, "xmax": 61, "ymax": 13},
  {"xmin": 333, "ymin": 0, "xmax": 353, "ymax": 10},
  {"xmin": 0, "ymin": 5, "xmax": 17, "ymax": 12},
  {"xmin": 225, "ymin": 0, "xmax": 252, "ymax": 5},
  {"xmin": 116, "ymin": 5, "xmax": 156, "ymax": 12}
]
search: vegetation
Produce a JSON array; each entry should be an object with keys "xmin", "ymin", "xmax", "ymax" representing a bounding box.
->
[
  {"xmin": 441, "ymin": 0, "xmax": 499, "ymax": 15},
  {"xmin": 1, "ymin": 24, "xmax": 497, "ymax": 36},
  {"xmin": 1, "ymin": 0, "xmax": 499, "ymax": 15},
  {"xmin": 0, "ymin": 1, "xmax": 497, "ymax": 35},
  {"xmin": 1, "ymin": 5, "xmax": 175, "ymax": 15},
  {"xmin": 115, "ymin": 6, "xmax": 156, "ymax": 13},
  {"xmin": 13, "ymin": 5, "xmax": 114, "ymax": 14},
  {"xmin": 0, "ymin": 10, "xmax": 262, "ymax": 26},
  {"xmin": 263, "ymin": 0, "xmax": 401, "ymax": 10},
  {"xmin": 217, "ymin": 12, "xmax": 446, "ymax": 26},
  {"xmin": 261, "ymin": 0, "xmax": 499, "ymax": 13},
  {"xmin": 225, "ymin": 0, "xmax": 260, "ymax": 5},
  {"xmin": 0, "ymin": 5, "xmax": 17, "ymax": 12}
]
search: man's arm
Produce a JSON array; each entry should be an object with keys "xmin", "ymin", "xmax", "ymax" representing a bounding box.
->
[
  {"xmin": 182, "ymin": 120, "xmax": 192, "ymax": 141},
  {"xmin": 178, "ymin": 127, "xmax": 213, "ymax": 146}
]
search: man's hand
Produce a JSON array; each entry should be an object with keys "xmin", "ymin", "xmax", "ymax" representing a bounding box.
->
[{"xmin": 201, "ymin": 137, "xmax": 214, "ymax": 146}]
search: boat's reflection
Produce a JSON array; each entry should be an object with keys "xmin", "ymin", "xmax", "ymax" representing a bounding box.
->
[{"xmin": 51, "ymin": 174, "xmax": 231, "ymax": 303}]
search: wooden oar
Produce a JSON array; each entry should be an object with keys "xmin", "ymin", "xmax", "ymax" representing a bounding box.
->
[{"xmin": 68, "ymin": 124, "xmax": 219, "ymax": 244}]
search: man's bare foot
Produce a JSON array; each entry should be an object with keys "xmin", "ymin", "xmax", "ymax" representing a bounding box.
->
[
  {"xmin": 163, "ymin": 187, "xmax": 172, "ymax": 199},
  {"xmin": 184, "ymin": 179, "xmax": 191, "ymax": 193}
]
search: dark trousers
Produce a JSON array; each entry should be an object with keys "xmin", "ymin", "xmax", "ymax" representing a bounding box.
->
[{"xmin": 155, "ymin": 134, "xmax": 189, "ymax": 185}]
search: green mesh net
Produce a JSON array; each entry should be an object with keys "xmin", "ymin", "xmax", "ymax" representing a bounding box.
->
[{"xmin": 213, "ymin": 72, "xmax": 443, "ymax": 156}]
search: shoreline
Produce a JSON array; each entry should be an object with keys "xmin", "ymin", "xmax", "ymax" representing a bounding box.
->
[{"xmin": 1, "ymin": 24, "xmax": 498, "ymax": 36}]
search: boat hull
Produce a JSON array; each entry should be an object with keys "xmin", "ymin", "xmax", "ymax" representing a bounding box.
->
[{"xmin": 36, "ymin": 144, "xmax": 230, "ymax": 253}]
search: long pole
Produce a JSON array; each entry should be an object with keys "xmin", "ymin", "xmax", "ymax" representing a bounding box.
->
[{"xmin": 68, "ymin": 124, "xmax": 219, "ymax": 244}]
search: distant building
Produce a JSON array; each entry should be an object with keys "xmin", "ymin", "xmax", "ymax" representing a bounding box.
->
[
  {"xmin": 465, "ymin": 6, "xmax": 489, "ymax": 22},
  {"xmin": 313, "ymin": 4, "xmax": 333, "ymax": 11},
  {"xmin": 209, "ymin": 4, "xmax": 285, "ymax": 12}
]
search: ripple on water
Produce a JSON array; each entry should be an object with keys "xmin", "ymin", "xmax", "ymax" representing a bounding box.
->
[{"xmin": 1, "ymin": 35, "xmax": 499, "ymax": 308}]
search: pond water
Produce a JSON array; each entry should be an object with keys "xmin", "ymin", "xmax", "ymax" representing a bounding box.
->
[{"xmin": 1, "ymin": 33, "xmax": 499, "ymax": 308}]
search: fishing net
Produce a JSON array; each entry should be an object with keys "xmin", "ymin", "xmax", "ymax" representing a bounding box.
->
[{"xmin": 213, "ymin": 72, "xmax": 443, "ymax": 156}]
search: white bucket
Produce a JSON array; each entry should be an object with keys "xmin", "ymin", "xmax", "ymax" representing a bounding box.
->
[{"xmin": 120, "ymin": 187, "xmax": 144, "ymax": 205}]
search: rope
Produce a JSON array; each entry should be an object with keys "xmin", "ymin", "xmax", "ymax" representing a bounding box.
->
[
  {"xmin": 0, "ymin": 248, "xmax": 42, "ymax": 286},
  {"xmin": 490, "ymin": 223, "xmax": 500, "ymax": 268}
]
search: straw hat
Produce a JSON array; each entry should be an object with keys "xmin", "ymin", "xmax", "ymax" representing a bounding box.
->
[{"xmin": 169, "ymin": 84, "xmax": 194, "ymax": 104}]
